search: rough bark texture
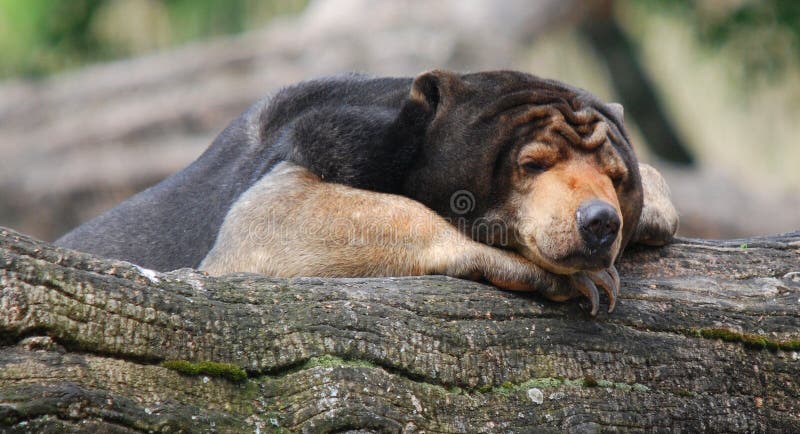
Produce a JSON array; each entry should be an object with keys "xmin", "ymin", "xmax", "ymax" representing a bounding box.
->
[{"xmin": 1, "ymin": 226, "xmax": 799, "ymax": 433}]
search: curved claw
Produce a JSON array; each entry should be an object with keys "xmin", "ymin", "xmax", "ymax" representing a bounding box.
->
[
  {"xmin": 571, "ymin": 273, "xmax": 599, "ymax": 316},
  {"xmin": 588, "ymin": 269, "xmax": 617, "ymax": 313},
  {"xmin": 608, "ymin": 265, "xmax": 620, "ymax": 298}
]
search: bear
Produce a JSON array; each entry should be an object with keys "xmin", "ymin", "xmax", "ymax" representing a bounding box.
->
[{"xmin": 56, "ymin": 70, "xmax": 679, "ymax": 315}]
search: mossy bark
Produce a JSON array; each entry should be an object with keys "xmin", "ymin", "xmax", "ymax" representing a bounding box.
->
[{"xmin": 1, "ymin": 227, "xmax": 799, "ymax": 433}]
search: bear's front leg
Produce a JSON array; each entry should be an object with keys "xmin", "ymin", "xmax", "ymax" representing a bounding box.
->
[
  {"xmin": 632, "ymin": 163, "xmax": 679, "ymax": 246},
  {"xmin": 420, "ymin": 217, "xmax": 619, "ymax": 315},
  {"xmin": 200, "ymin": 162, "xmax": 614, "ymax": 312}
]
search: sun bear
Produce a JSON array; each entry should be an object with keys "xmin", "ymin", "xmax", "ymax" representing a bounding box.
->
[{"xmin": 56, "ymin": 70, "xmax": 678, "ymax": 315}]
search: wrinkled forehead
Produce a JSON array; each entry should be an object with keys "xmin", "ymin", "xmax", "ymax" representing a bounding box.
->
[{"xmin": 464, "ymin": 73, "xmax": 632, "ymax": 157}]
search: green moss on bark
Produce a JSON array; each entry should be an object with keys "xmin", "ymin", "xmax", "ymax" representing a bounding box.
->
[
  {"xmin": 161, "ymin": 360, "xmax": 247, "ymax": 382},
  {"xmin": 298, "ymin": 354, "xmax": 376, "ymax": 370},
  {"xmin": 695, "ymin": 328, "xmax": 800, "ymax": 352}
]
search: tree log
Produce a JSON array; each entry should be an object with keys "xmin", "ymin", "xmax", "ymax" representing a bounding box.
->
[{"xmin": 1, "ymin": 226, "xmax": 799, "ymax": 433}]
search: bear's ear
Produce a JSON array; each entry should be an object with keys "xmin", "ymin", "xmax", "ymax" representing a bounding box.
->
[
  {"xmin": 389, "ymin": 70, "xmax": 461, "ymax": 144},
  {"xmin": 408, "ymin": 69, "xmax": 461, "ymax": 117},
  {"xmin": 606, "ymin": 102, "xmax": 624, "ymax": 120}
]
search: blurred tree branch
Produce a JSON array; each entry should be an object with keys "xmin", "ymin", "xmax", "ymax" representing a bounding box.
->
[{"xmin": 579, "ymin": 0, "xmax": 695, "ymax": 165}]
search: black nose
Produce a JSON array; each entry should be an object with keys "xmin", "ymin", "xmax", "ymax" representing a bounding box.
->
[{"xmin": 577, "ymin": 199, "xmax": 620, "ymax": 251}]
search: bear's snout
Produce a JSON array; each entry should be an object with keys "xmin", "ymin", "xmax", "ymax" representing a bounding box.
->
[{"xmin": 576, "ymin": 199, "xmax": 620, "ymax": 254}]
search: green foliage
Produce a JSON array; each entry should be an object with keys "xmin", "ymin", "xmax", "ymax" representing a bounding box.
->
[
  {"xmin": 631, "ymin": 0, "xmax": 800, "ymax": 79},
  {"xmin": 162, "ymin": 359, "xmax": 248, "ymax": 382},
  {"xmin": 0, "ymin": 0, "xmax": 307, "ymax": 78}
]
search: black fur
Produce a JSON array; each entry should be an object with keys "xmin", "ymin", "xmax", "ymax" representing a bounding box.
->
[
  {"xmin": 56, "ymin": 71, "xmax": 641, "ymax": 271},
  {"xmin": 56, "ymin": 74, "xmax": 412, "ymax": 270}
]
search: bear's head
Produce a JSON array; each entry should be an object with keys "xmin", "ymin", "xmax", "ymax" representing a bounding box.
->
[{"xmin": 400, "ymin": 70, "xmax": 643, "ymax": 275}]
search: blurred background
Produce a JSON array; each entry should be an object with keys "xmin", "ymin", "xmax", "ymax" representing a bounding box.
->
[{"xmin": 0, "ymin": 0, "xmax": 798, "ymax": 241}]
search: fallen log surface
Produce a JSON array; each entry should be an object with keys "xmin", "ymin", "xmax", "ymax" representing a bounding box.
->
[{"xmin": 1, "ymin": 226, "xmax": 798, "ymax": 433}]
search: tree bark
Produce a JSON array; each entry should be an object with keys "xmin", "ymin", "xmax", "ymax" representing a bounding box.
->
[{"xmin": 1, "ymin": 227, "xmax": 798, "ymax": 433}]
